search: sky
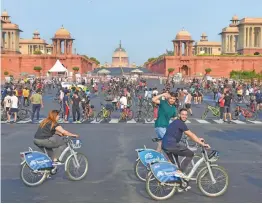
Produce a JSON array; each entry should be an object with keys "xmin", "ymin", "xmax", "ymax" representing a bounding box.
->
[{"xmin": 1, "ymin": 0, "xmax": 262, "ymax": 66}]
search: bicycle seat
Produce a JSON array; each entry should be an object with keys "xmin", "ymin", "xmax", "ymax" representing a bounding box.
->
[{"xmin": 152, "ymin": 138, "xmax": 162, "ymax": 142}]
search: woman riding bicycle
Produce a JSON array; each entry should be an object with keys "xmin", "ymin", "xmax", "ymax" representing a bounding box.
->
[{"xmin": 34, "ymin": 110, "xmax": 78, "ymax": 165}]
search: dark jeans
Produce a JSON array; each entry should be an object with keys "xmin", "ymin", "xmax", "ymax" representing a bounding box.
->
[
  {"xmin": 23, "ymin": 97, "xmax": 29, "ymax": 106},
  {"xmin": 34, "ymin": 135, "xmax": 67, "ymax": 159},
  {"xmin": 219, "ymin": 107, "xmax": 224, "ymax": 119},
  {"xmin": 32, "ymin": 104, "xmax": 41, "ymax": 121},
  {"xmin": 163, "ymin": 144, "xmax": 194, "ymax": 172},
  {"xmin": 72, "ymin": 106, "xmax": 80, "ymax": 121}
]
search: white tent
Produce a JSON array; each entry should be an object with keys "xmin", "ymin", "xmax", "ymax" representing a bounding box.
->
[{"xmin": 49, "ymin": 60, "xmax": 68, "ymax": 73}]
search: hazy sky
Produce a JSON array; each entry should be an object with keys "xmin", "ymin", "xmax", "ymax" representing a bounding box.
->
[{"xmin": 2, "ymin": 0, "xmax": 262, "ymax": 65}]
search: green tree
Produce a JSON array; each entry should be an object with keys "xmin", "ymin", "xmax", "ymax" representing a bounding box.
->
[
  {"xmin": 90, "ymin": 57, "xmax": 100, "ymax": 65},
  {"xmin": 4, "ymin": 71, "xmax": 9, "ymax": 76},
  {"xmin": 34, "ymin": 66, "xmax": 42, "ymax": 77},
  {"xmin": 205, "ymin": 68, "xmax": 212, "ymax": 74},
  {"xmin": 34, "ymin": 50, "xmax": 42, "ymax": 55},
  {"xmin": 167, "ymin": 68, "xmax": 175, "ymax": 84}
]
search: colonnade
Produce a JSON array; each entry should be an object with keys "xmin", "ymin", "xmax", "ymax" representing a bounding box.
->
[
  {"xmin": 244, "ymin": 26, "xmax": 262, "ymax": 48},
  {"xmin": 52, "ymin": 39, "xmax": 73, "ymax": 55},
  {"xmin": 2, "ymin": 31, "xmax": 19, "ymax": 51},
  {"xmin": 174, "ymin": 41, "xmax": 194, "ymax": 56}
]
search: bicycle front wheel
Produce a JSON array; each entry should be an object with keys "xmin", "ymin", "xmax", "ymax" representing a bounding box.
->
[
  {"xmin": 96, "ymin": 112, "xmax": 102, "ymax": 122},
  {"xmin": 197, "ymin": 165, "xmax": 229, "ymax": 197},
  {"xmin": 134, "ymin": 159, "xmax": 148, "ymax": 181},
  {"xmin": 201, "ymin": 110, "xmax": 208, "ymax": 119},
  {"xmin": 66, "ymin": 153, "xmax": 88, "ymax": 181},
  {"xmin": 146, "ymin": 171, "xmax": 176, "ymax": 201}
]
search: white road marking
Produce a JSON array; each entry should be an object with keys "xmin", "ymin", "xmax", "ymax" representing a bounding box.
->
[
  {"xmin": 195, "ymin": 119, "xmax": 210, "ymax": 124},
  {"xmin": 127, "ymin": 119, "xmax": 136, "ymax": 123},
  {"xmin": 145, "ymin": 120, "xmax": 154, "ymax": 124},
  {"xmin": 213, "ymin": 119, "xmax": 224, "ymax": 124},
  {"xmin": 232, "ymin": 120, "xmax": 246, "ymax": 124},
  {"xmin": 109, "ymin": 118, "xmax": 119, "ymax": 123},
  {"xmin": 247, "ymin": 120, "xmax": 262, "ymax": 124},
  {"xmin": 185, "ymin": 120, "xmax": 191, "ymax": 123},
  {"xmin": 90, "ymin": 120, "xmax": 100, "ymax": 124}
]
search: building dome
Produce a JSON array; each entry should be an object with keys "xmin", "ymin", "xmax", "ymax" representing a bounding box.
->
[
  {"xmin": 175, "ymin": 29, "xmax": 192, "ymax": 40},
  {"xmin": 201, "ymin": 32, "xmax": 207, "ymax": 37},
  {"xmin": 232, "ymin": 15, "xmax": 238, "ymax": 20},
  {"xmin": 112, "ymin": 41, "xmax": 128, "ymax": 58},
  {"xmin": 54, "ymin": 26, "xmax": 71, "ymax": 38},
  {"xmin": 1, "ymin": 10, "xmax": 9, "ymax": 16},
  {"xmin": 33, "ymin": 30, "xmax": 40, "ymax": 35}
]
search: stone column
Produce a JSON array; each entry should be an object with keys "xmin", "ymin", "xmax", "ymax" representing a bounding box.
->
[
  {"xmin": 57, "ymin": 40, "xmax": 61, "ymax": 54},
  {"xmin": 250, "ymin": 27, "xmax": 253, "ymax": 47},
  {"xmin": 69, "ymin": 41, "xmax": 73, "ymax": 54},
  {"xmin": 260, "ymin": 27, "xmax": 262, "ymax": 47},
  {"xmin": 2, "ymin": 32, "xmax": 5, "ymax": 49},
  {"xmin": 64, "ymin": 40, "xmax": 67, "ymax": 55},
  {"xmin": 247, "ymin": 27, "xmax": 250, "ymax": 48},
  {"xmin": 53, "ymin": 40, "xmax": 56, "ymax": 55},
  {"xmin": 16, "ymin": 32, "xmax": 19, "ymax": 52},
  {"xmin": 179, "ymin": 42, "xmax": 182, "ymax": 56}
]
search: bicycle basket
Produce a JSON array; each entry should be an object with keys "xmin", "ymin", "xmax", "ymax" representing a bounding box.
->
[
  {"xmin": 70, "ymin": 139, "xmax": 82, "ymax": 149},
  {"xmin": 208, "ymin": 150, "xmax": 219, "ymax": 162}
]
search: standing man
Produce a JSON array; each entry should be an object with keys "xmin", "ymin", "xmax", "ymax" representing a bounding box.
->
[
  {"xmin": 218, "ymin": 93, "xmax": 225, "ymax": 120},
  {"xmin": 71, "ymin": 92, "xmax": 81, "ymax": 123},
  {"xmin": 63, "ymin": 92, "xmax": 70, "ymax": 123},
  {"xmin": 10, "ymin": 91, "xmax": 19, "ymax": 123},
  {"xmin": 152, "ymin": 92, "xmax": 177, "ymax": 152},
  {"xmin": 23, "ymin": 87, "xmax": 30, "ymax": 106},
  {"xmin": 3, "ymin": 92, "xmax": 12, "ymax": 122},
  {"xmin": 223, "ymin": 91, "xmax": 232, "ymax": 123},
  {"xmin": 184, "ymin": 90, "xmax": 193, "ymax": 116},
  {"xmin": 30, "ymin": 89, "xmax": 44, "ymax": 122}
]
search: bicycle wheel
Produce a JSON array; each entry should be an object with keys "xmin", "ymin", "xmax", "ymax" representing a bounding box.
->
[
  {"xmin": 127, "ymin": 110, "xmax": 133, "ymax": 120},
  {"xmin": 134, "ymin": 159, "xmax": 148, "ymax": 181},
  {"xmin": 145, "ymin": 111, "xmax": 154, "ymax": 122},
  {"xmin": 20, "ymin": 163, "xmax": 47, "ymax": 187},
  {"xmin": 134, "ymin": 111, "xmax": 143, "ymax": 122},
  {"xmin": 17, "ymin": 109, "xmax": 27, "ymax": 121},
  {"xmin": 66, "ymin": 153, "xmax": 88, "ymax": 181},
  {"xmin": 247, "ymin": 111, "xmax": 257, "ymax": 121},
  {"xmin": 25, "ymin": 109, "xmax": 32, "ymax": 120},
  {"xmin": 201, "ymin": 109, "xmax": 208, "ymax": 119},
  {"xmin": 197, "ymin": 165, "xmax": 229, "ymax": 197},
  {"xmin": 96, "ymin": 112, "xmax": 102, "ymax": 122},
  {"xmin": 146, "ymin": 171, "xmax": 176, "ymax": 201}
]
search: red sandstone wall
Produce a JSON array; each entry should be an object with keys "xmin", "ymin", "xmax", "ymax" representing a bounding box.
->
[
  {"xmin": 151, "ymin": 56, "xmax": 262, "ymax": 77},
  {"xmin": 1, "ymin": 54, "xmax": 93, "ymax": 79}
]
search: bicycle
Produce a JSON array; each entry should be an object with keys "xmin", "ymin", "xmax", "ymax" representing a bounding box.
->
[
  {"xmin": 146, "ymin": 145, "xmax": 228, "ymax": 200},
  {"xmin": 95, "ymin": 103, "xmax": 111, "ymax": 122},
  {"xmin": 201, "ymin": 103, "xmax": 220, "ymax": 119},
  {"xmin": 134, "ymin": 106, "xmax": 154, "ymax": 123},
  {"xmin": 81, "ymin": 104, "xmax": 95, "ymax": 122},
  {"xmin": 1, "ymin": 108, "xmax": 31, "ymax": 122},
  {"xmin": 20, "ymin": 136, "xmax": 88, "ymax": 187},
  {"xmin": 119, "ymin": 105, "xmax": 133, "ymax": 121},
  {"xmin": 134, "ymin": 136, "xmax": 201, "ymax": 182},
  {"xmin": 232, "ymin": 104, "xmax": 257, "ymax": 121}
]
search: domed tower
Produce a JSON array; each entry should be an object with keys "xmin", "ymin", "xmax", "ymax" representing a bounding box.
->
[
  {"xmin": 112, "ymin": 41, "xmax": 129, "ymax": 67},
  {"xmin": 51, "ymin": 25, "xmax": 74, "ymax": 55},
  {"xmin": 1, "ymin": 10, "xmax": 22, "ymax": 54},
  {"xmin": 172, "ymin": 29, "xmax": 194, "ymax": 56}
]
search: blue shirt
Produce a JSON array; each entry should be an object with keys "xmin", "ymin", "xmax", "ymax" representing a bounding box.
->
[
  {"xmin": 63, "ymin": 95, "xmax": 69, "ymax": 107},
  {"xmin": 162, "ymin": 119, "xmax": 189, "ymax": 149}
]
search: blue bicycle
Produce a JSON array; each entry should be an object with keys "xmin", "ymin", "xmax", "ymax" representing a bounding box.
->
[{"xmin": 20, "ymin": 136, "xmax": 88, "ymax": 187}]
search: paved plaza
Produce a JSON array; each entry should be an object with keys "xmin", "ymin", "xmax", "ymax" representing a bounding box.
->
[{"xmin": 1, "ymin": 123, "xmax": 262, "ymax": 202}]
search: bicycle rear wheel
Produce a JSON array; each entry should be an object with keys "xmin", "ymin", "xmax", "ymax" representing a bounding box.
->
[
  {"xmin": 201, "ymin": 109, "xmax": 208, "ymax": 119},
  {"xmin": 134, "ymin": 159, "xmax": 148, "ymax": 181},
  {"xmin": 96, "ymin": 112, "xmax": 102, "ymax": 122},
  {"xmin": 145, "ymin": 111, "xmax": 154, "ymax": 122},
  {"xmin": 20, "ymin": 163, "xmax": 47, "ymax": 186},
  {"xmin": 146, "ymin": 171, "xmax": 176, "ymax": 201}
]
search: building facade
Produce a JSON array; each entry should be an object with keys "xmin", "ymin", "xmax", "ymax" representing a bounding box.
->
[
  {"xmin": 1, "ymin": 10, "xmax": 95, "ymax": 79},
  {"xmin": 147, "ymin": 16, "xmax": 262, "ymax": 77}
]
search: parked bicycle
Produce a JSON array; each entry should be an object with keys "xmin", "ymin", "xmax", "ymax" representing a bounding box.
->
[
  {"xmin": 232, "ymin": 104, "xmax": 257, "ymax": 121},
  {"xmin": 134, "ymin": 107, "xmax": 154, "ymax": 123},
  {"xmin": 20, "ymin": 136, "xmax": 88, "ymax": 187},
  {"xmin": 119, "ymin": 105, "xmax": 133, "ymax": 121},
  {"xmin": 146, "ymin": 144, "xmax": 228, "ymax": 200},
  {"xmin": 95, "ymin": 103, "xmax": 111, "ymax": 122}
]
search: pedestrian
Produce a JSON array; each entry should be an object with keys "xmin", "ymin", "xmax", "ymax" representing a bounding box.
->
[
  {"xmin": 218, "ymin": 93, "xmax": 225, "ymax": 120},
  {"xmin": 63, "ymin": 92, "xmax": 70, "ymax": 123},
  {"xmin": 10, "ymin": 91, "xmax": 19, "ymax": 123},
  {"xmin": 152, "ymin": 92, "xmax": 177, "ymax": 152},
  {"xmin": 71, "ymin": 92, "xmax": 81, "ymax": 123},
  {"xmin": 3, "ymin": 91, "xmax": 12, "ymax": 122},
  {"xmin": 23, "ymin": 87, "xmax": 30, "ymax": 106},
  {"xmin": 184, "ymin": 90, "xmax": 193, "ymax": 116},
  {"xmin": 30, "ymin": 89, "xmax": 44, "ymax": 122},
  {"xmin": 223, "ymin": 91, "xmax": 232, "ymax": 123}
]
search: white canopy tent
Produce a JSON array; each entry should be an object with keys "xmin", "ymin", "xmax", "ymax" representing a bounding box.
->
[{"xmin": 48, "ymin": 60, "xmax": 68, "ymax": 74}]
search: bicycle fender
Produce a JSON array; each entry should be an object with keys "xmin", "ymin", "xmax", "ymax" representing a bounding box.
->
[
  {"xmin": 64, "ymin": 152, "xmax": 78, "ymax": 172},
  {"xmin": 196, "ymin": 164, "xmax": 219, "ymax": 184},
  {"xmin": 21, "ymin": 160, "xmax": 26, "ymax": 165}
]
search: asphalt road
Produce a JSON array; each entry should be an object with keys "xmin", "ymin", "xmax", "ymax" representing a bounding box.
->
[{"xmin": 1, "ymin": 123, "xmax": 262, "ymax": 202}]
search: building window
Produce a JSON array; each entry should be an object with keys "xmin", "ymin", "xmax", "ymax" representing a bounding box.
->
[
  {"xmin": 218, "ymin": 48, "xmax": 221, "ymax": 51},
  {"xmin": 19, "ymin": 46, "xmax": 21, "ymax": 48}
]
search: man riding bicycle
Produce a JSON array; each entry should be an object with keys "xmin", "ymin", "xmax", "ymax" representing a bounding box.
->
[{"xmin": 161, "ymin": 108, "xmax": 210, "ymax": 173}]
